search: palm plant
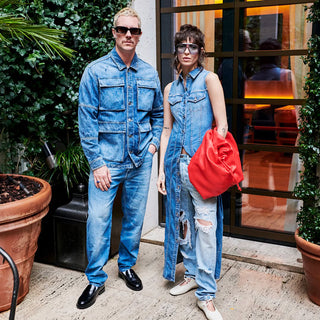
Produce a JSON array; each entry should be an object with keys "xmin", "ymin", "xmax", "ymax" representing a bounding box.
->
[{"xmin": 0, "ymin": 0, "xmax": 73, "ymax": 59}]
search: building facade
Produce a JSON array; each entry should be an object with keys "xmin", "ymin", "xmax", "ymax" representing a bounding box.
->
[{"xmin": 135, "ymin": 0, "xmax": 316, "ymax": 245}]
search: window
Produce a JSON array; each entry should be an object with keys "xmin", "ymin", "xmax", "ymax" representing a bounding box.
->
[{"xmin": 158, "ymin": 0, "xmax": 315, "ymax": 245}]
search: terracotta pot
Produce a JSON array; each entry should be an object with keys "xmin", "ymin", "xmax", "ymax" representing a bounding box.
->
[
  {"xmin": 295, "ymin": 229, "xmax": 320, "ymax": 306},
  {"xmin": 0, "ymin": 174, "xmax": 51, "ymax": 312}
]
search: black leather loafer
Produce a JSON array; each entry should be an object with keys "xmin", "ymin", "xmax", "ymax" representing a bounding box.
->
[
  {"xmin": 76, "ymin": 284, "xmax": 105, "ymax": 309},
  {"xmin": 118, "ymin": 269, "xmax": 143, "ymax": 291}
]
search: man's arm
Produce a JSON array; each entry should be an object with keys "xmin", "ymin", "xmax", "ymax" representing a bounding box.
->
[
  {"xmin": 78, "ymin": 66, "xmax": 112, "ymax": 191},
  {"xmin": 149, "ymin": 73, "xmax": 164, "ymax": 151},
  {"xmin": 78, "ymin": 66, "xmax": 105, "ymax": 171}
]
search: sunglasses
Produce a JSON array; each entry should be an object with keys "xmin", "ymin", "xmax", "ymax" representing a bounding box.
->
[
  {"xmin": 176, "ymin": 43, "xmax": 199, "ymax": 55},
  {"xmin": 114, "ymin": 26, "xmax": 142, "ymax": 35}
]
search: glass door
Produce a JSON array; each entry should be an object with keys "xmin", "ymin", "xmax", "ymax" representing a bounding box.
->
[{"xmin": 158, "ymin": 0, "xmax": 314, "ymax": 245}]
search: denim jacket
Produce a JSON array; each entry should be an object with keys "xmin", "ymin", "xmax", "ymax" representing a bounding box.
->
[
  {"xmin": 163, "ymin": 67, "xmax": 223, "ymax": 282},
  {"xmin": 78, "ymin": 48, "xmax": 163, "ymax": 170}
]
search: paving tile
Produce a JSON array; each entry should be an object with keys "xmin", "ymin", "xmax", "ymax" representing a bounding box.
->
[{"xmin": 0, "ymin": 239, "xmax": 318, "ymax": 320}]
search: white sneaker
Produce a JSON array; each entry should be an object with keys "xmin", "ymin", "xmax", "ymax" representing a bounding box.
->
[
  {"xmin": 169, "ymin": 277, "xmax": 198, "ymax": 296},
  {"xmin": 197, "ymin": 299, "xmax": 223, "ymax": 320}
]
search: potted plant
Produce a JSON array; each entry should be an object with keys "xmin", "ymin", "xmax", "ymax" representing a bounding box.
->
[
  {"xmin": 294, "ymin": 1, "xmax": 320, "ymax": 306},
  {"xmin": 0, "ymin": 174, "xmax": 52, "ymax": 311},
  {"xmin": 0, "ymin": 0, "xmax": 73, "ymax": 311}
]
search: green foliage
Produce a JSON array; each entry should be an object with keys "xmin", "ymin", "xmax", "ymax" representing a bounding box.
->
[
  {"xmin": 0, "ymin": 0, "xmax": 74, "ymax": 59},
  {"xmin": 0, "ymin": 0, "xmax": 129, "ymax": 174},
  {"xmin": 35, "ymin": 143, "xmax": 90, "ymax": 196},
  {"xmin": 294, "ymin": 1, "xmax": 320, "ymax": 245}
]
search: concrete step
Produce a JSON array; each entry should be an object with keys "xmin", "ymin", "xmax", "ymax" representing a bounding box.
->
[{"xmin": 141, "ymin": 226, "xmax": 303, "ymax": 274}]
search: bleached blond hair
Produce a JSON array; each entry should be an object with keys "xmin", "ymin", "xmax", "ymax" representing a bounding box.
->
[{"xmin": 113, "ymin": 7, "xmax": 141, "ymax": 28}]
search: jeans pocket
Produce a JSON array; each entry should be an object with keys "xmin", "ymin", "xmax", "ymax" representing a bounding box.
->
[{"xmin": 147, "ymin": 150, "xmax": 154, "ymax": 158}]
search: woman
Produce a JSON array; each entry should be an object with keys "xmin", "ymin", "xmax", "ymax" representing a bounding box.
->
[{"xmin": 157, "ymin": 24, "xmax": 228, "ymax": 320}]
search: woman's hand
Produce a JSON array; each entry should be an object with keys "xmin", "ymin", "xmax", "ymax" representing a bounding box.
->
[{"xmin": 157, "ymin": 172, "xmax": 167, "ymax": 195}]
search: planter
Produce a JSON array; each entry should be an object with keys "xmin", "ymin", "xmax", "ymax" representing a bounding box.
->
[
  {"xmin": 295, "ymin": 229, "xmax": 320, "ymax": 306},
  {"xmin": 0, "ymin": 174, "xmax": 51, "ymax": 312}
]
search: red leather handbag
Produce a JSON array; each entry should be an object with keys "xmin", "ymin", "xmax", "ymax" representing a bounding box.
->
[{"xmin": 188, "ymin": 128, "xmax": 244, "ymax": 199}]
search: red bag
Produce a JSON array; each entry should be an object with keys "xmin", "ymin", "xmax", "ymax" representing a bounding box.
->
[{"xmin": 188, "ymin": 128, "xmax": 244, "ymax": 199}]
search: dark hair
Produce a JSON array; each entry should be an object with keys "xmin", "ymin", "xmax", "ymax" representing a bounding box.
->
[
  {"xmin": 259, "ymin": 38, "xmax": 281, "ymax": 66},
  {"xmin": 174, "ymin": 24, "xmax": 206, "ymax": 72}
]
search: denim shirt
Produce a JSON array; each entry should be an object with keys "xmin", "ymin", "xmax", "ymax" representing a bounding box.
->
[
  {"xmin": 163, "ymin": 67, "xmax": 224, "ymax": 282},
  {"xmin": 78, "ymin": 48, "xmax": 163, "ymax": 170}
]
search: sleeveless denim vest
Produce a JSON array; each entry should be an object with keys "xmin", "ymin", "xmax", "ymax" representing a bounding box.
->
[{"xmin": 168, "ymin": 67, "xmax": 213, "ymax": 156}]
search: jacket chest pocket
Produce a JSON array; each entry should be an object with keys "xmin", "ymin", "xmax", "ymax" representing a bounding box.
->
[
  {"xmin": 99, "ymin": 78, "xmax": 125, "ymax": 111},
  {"xmin": 137, "ymin": 80, "xmax": 156, "ymax": 111}
]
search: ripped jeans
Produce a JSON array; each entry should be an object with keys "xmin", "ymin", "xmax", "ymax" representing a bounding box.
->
[{"xmin": 179, "ymin": 154, "xmax": 218, "ymax": 301}]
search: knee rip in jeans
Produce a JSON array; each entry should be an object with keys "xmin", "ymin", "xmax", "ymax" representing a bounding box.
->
[
  {"xmin": 195, "ymin": 218, "xmax": 213, "ymax": 233},
  {"xmin": 178, "ymin": 211, "xmax": 192, "ymax": 248}
]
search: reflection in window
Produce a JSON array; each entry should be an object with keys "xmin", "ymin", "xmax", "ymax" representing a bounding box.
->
[
  {"xmin": 241, "ymin": 5, "xmax": 310, "ymax": 147},
  {"xmin": 241, "ymin": 149, "xmax": 302, "ymax": 232},
  {"xmin": 242, "ymin": 4, "xmax": 311, "ymax": 99},
  {"xmin": 173, "ymin": 0, "xmax": 218, "ymax": 7},
  {"xmin": 241, "ymin": 194, "xmax": 300, "ymax": 233},
  {"xmin": 244, "ymin": 38, "xmax": 299, "ymax": 145},
  {"xmin": 243, "ymin": 5, "xmax": 311, "ymax": 52},
  {"xmin": 242, "ymin": 151, "xmax": 294, "ymax": 192}
]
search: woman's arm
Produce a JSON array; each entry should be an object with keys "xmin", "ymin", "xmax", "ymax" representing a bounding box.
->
[
  {"xmin": 206, "ymin": 72, "xmax": 228, "ymax": 138},
  {"xmin": 157, "ymin": 82, "xmax": 173, "ymax": 195}
]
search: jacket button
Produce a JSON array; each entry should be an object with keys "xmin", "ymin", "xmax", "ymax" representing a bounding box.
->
[{"xmin": 129, "ymin": 134, "xmax": 133, "ymax": 138}]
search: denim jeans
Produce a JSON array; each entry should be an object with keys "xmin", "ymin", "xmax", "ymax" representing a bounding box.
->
[
  {"xmin": 179, "ymin": 154, "xmax": 218, "ymax": 301},
  {"xmin": 85, "ymin": 151, "xmax": 154, "ymax": 286}
]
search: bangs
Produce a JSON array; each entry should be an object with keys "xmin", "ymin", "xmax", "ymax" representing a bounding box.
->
[{"xmin": 174, "ymin": 27, "xmax": 205, "ymax": 50}]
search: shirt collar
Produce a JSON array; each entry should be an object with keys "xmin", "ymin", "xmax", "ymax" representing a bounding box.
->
[
  {"xmin": 111, "ymin": 47, "xmax": 138, "ymax": 71},
  {"xmin": 178, "ymin": 66, "xmax": 203, "ymax": 82}
]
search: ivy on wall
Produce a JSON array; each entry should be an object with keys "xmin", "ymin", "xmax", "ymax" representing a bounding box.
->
[
  {"xmin": 294, "ymin": 1, "xmax": 320, "ymax": 244},
  {"xmin": 0, "ymin": 0, "xmax": 129, "ymax": 173}
]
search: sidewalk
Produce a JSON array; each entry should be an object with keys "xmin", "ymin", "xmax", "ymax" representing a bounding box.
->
[{"xmin": 0, "ymin": 227, "xmax": 319, "ymax": 320}]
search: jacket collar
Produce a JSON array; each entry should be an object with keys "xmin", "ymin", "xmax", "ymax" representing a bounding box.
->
[{"xmin": 110, "ymin": 47, "xmax": 138, "ymax": 71}]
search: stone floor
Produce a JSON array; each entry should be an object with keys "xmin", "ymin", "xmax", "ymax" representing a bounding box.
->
[{"xmin": 0, "ymin": 227, "xmax": 319, "ymax": 320}]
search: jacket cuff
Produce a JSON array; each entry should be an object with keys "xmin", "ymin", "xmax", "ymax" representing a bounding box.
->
[
  {"xmin": 151, "ymin": 137, "xmax": 160, "ymax": 151},
  {"xmin": 90, "ymin": 157, "xmax": 105, "ymax": 171}
]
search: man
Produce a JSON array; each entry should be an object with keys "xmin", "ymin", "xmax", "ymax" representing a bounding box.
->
[{"xmin": 77, "ymin": 7, "xmax": 163, "ymax": 309}]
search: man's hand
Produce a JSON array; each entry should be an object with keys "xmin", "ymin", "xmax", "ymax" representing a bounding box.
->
[
  {"xmin": 93, "ymin": 165, "xmax": 112, "ymax": 191},
  {"xmin": 148, "ymin": 144, "xmax": 157, "ymax": 155}
]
